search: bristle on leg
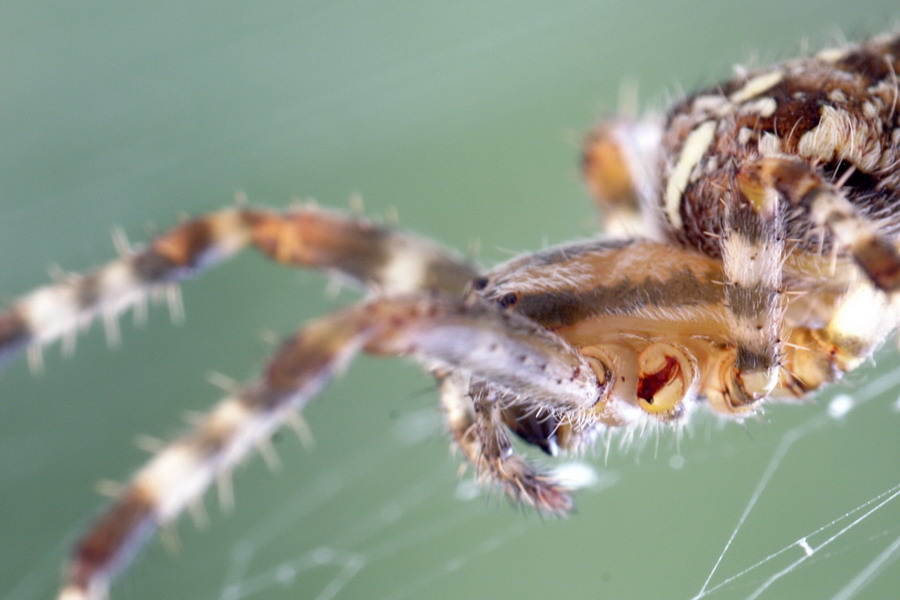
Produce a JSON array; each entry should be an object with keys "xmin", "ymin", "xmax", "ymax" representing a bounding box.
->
[
  {"xmin": 57, "ymin": 294, "xmax": 601, "ymax": 598},
  {"xmin": 1, "ymin": 206, "xmax": 478, "ymax": 374}
]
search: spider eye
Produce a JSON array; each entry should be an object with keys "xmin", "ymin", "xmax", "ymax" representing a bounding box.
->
[
  {"xmin": 636, "ymin": 343, "xmax": 698, "ymax": 421},
  {"xmin": 472, "ymin": 277, "xmax": 490, "ymax": 290},
  {"xmin": 497, "ymin": 292, "xmax": 519, "ymax": 308}
]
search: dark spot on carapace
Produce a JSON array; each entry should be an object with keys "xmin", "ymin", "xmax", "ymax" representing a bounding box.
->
[
  {"xmin": 735, "ymin": 83, "xmax": 826, "ymax": 151},
  {"xmin": 510, "ymin": 268, "xmax": 722, "ymax": 328},
  {"xmin": 836, "ymin": 48, "xmax": 893, "ymax": 82},
  {"xmin": 821, "ymin": 160, "xmax": 881, "ymax": 197},
  {"xmin": 497, "ymin": 292, "xmax": 519, "ymax": 309}
]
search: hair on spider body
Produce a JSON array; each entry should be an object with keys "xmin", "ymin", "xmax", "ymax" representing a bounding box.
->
[{"xmin": 3, "ymin": 30, "xmax": 900, "ymax": 600}]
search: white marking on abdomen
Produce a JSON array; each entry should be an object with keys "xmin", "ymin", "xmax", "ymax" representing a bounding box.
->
[{"xmin": 665, "ymin": 120, "xmax": 717, "ymax": 229}]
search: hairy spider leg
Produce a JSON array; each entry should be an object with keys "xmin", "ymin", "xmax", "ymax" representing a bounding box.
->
[
  {"xmin": 0, "ymin": 206, "xmax": 478, "ymax": 370},
  {"xmin": 777, "ymin": 282, "xmax": 899, "ymax": 398},
  {"xmin": 743, "ymin": 156, "xmax": 900, "ymax": 292},
  {"xmin": 707, "ymin": 159, "xmax": 787, "ymax": 414},
  {"xmin": 581, "ymin": 117, "xmax": 663, "ymax": 239},
  {"xmin": 58, "ymin": 294, "xmax": 604, "ymax": 600},
  {"xmin": 718, "ymin": 155, "xmax": 900, "ymax": 405},
  {"xmin": 440, "ymin": 375, "xmax": 577, "ymax": 515}
]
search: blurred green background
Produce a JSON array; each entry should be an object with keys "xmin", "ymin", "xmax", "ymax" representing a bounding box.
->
[{"xmin": 2, "ymin": 2, "xmax": 899, "ymax": 599}]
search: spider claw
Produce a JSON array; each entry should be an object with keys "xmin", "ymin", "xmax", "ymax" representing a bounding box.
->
[
  {"xmin": 489, "ymin": 454, "xmax": 574, "ymax": 516},
  {"xmin": 527, "ymin": 479, "xmax": 574, "ymax": 516}
]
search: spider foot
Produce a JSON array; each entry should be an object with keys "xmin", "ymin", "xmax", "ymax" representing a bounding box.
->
[{"xmin": 479, "ymin": 453, "xmax": 574, "ymax": 515}]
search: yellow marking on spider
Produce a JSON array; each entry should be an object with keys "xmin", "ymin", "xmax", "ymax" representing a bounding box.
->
[
  {"xmin": 665, "ymin": 120, "xmax": 717, "ymax": 229},
  {"xmin": 729, "ymin": 71, "xmax": 784, "ymax": 103}
]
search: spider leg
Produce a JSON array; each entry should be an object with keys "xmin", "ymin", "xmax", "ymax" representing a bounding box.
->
[
  {"xmin": 582, "ymin": 118, "xmax": 662, "ymax": 238},
  {"xmin": 714, "ymin": 155, "xmax": 900, "ymax": 408},
  {"xmin": 778, "ymin": 282, "xmax": 898, "ymax": 397},
  {"xmin": 59, "ymin": 294, "xmax": 603, "ymax": 600},
  {"xmin": 440, "ymin": 375, "xmax": 574, "ymax": 515},
  {"xmin": 708, "ymin": 162, "xmax": 786, "ymax": 414},
  {"xmin": 0, "ymin": 206, "xmax": 477, "ymax": 370},
  {"xmin": 740, "ymin": 155, "xmax": 900, "ymax": 291}
]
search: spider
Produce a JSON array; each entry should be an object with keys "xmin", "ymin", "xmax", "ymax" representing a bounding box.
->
[{"xmin": 2, "ymin": 31, "xmax": 899, "ymax": 600}]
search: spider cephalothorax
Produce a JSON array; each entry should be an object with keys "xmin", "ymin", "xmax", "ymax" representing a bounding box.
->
[{"xmin": 2, "ymin": 32, "xmax": 899, "ymax": 600}]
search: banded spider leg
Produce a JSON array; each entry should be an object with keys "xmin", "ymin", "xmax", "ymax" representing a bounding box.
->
[{"xmin": 0, "ymin": 206, "xmax": 604, "ymax": 600}]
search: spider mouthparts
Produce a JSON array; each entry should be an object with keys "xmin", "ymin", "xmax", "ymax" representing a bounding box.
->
[{"xmin": 503, "ymin": 407, "xmax": 561, "ymax": 456}]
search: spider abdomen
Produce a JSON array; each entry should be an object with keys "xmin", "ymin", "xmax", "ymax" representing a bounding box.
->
[{"xmin": 661, "ymin": 33, "xmax": 900, "ymax": 257}]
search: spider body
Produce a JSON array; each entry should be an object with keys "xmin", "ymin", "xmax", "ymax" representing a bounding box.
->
[{"xmin": 2, "ymin": 32, "xmax": 899, "ymax": 600}]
